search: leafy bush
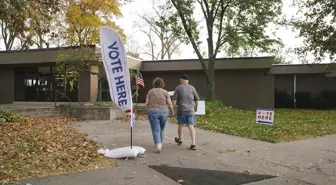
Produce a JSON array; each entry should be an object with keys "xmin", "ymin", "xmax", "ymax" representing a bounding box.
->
[
  {"xmin": 294, "ymin": 91, "xmax": 336, "ymax": 109},
  {"xmin": 295, "ymin": 92, "xmax": 312, "ymax": 108},
  {"xmin": 320, "ymin": 90, "xmax": 336, "ymax": 109},
  {"xmin": 205, "ymin": 100, "xmax": 225, "ymax": 114},
  {"xmin": 0, "ymin": 110, "xmax": 22, "ymax": 123},
  {"xmin": 275, "ymin": 89, "xmax": 293, "ymax": 108},
  {"xmin": 275, "ymin": 88, "xmax": 336, "ymax": 109}
]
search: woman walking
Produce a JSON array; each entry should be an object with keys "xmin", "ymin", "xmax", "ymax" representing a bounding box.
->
[{"xmin": 145, "ymin": 77, "xmax": 175, "ymax": 154}]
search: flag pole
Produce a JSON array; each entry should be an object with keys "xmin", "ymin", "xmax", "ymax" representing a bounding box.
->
[
  {"xmin": 100, "ymin": 26, "xmax": 141, "ymax": 155},
  {"xmin": 136, "ymin": 71, "xmax": 139, "ymax": 107},
  {"xmin": 130, "ymin": 102, "xmax": 133, "ymax": 149},
  {"xmin": 131, "ymin": 126, "xmax": 133, "ymax": 148},
  {"xmin": 131, "ymin": 71, "xmax": 138, "ymax": 149},
  {"xmin": 132, "ymin": 72, "xmax": 139, "ymax": 149}
]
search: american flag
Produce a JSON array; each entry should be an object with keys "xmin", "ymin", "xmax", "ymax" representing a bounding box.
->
[{"xmin": 137, "ymin": 72, "xmax": 145, "ymax": 87}]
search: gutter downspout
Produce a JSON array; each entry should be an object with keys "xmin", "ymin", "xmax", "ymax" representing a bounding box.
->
[{"xmin": 294, "ymin": 75, "xmax": 297, "ymax": 108}]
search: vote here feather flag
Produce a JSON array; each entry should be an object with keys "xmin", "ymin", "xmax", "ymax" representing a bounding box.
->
[{"xmin": 99, "ymin": 26, "xmax": 135, "ymax": 127}]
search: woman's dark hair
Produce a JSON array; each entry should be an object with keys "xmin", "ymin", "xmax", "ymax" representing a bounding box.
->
[{"xmin": 153, "ymin": 77, "xmax": 165, "ymax": 88}]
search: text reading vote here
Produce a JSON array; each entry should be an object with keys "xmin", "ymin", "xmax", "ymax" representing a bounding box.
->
[{"xmin": 108, "ymin": 41, "xmax": 127, "ymax": 106}]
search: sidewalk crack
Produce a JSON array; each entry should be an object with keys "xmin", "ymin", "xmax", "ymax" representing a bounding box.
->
[
  {"xmin": 317, "ymin": 148, "xmax": 336, "ymax": 154},
  {"xmin": 296, "ymin": 179, "xmax": 317, "ymax": 185},
  {"xmin": 179, "ymin": 160, "xmax": 184, "ymax": 167}
]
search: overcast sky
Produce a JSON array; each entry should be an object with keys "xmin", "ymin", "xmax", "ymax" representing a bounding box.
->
[
  {"xmin": 116, "ymin": 0, "xmax": 304, "ymax": 62},
  {"xmin": 0, "ymin": 0, "xmax": 307, "ymax": 63}
]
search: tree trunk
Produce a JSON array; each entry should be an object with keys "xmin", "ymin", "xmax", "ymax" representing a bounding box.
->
[
  {"xmin": 206, "ymin": 66, "xmax": 216, "ymax": 100},
  {"xmin": 160, "ymin": 32, "xmax": 165, "ymax": 59},
  {"xmin": 5, "ymin": 37, "xmax": 15, "ymax": 51},
  {"xmin": 167, "ymin": 51, "xmax": 172, "ymax": 59},
  {"xmin": 38, "ymin": 34, "xmax": 44, "ymax": 48},
  {"xmin": 205, "ymin": 13, "xmax": 216, "ymax": 100},
  {"xmin": 64, "ymin": 68, "xmax": 67, "ymax": 92}
]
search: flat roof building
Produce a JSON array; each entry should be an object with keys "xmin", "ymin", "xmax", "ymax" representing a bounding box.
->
[{"xmin": 0, "ymin": 45, "xmax": 335, "ymax": 109}]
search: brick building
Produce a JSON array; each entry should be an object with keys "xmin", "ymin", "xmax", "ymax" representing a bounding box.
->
[
  {"xmin": 0, "ymin": 45, "xmax": 335, "ymax": 109},
  {"xmin": 0, "ymin": 46, "xmax": 141, "ymax": 104}
]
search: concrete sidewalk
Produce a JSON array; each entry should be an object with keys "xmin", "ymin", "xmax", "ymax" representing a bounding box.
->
[{"xmin": 20, "ymin": 120, "xmax": 336, "ymax": 185}]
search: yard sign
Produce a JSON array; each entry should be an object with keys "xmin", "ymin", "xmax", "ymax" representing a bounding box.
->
[{"xmin": 256, "ymin": 109, "xmax": 274, "ymax": 125}]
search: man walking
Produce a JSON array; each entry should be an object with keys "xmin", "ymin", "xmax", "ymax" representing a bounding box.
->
[{"xmin": 172, "ymin": 74, "xmax": 199, "ymax": 150}]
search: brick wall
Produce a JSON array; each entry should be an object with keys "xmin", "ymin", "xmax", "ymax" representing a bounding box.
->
[
  {"xmin": 138, "ymin": 69, "xmax": 274, "ymax": 110},
  {"xmin": 78, "ymin": 71, "xmax": 91, "ymax": 102},
  {"xmin": 0, "ymin": 68, "xmax": 14, "ymax": 104},
  {"xmin": 275, "ymin": 74, "xmax": 293, "ymax": 93},
  {"xmin": 296, "ymin": 74, "xmax": 336, "ymax": 96},
  {"xmin": 78, "ymin": 66, "xmax": 99, "ymax": 102},
  {"xmin": 275, "ymin": 74, "xmax": 336, "ymax": 95},
  {"xmin": 90, "ymin": 66, "xmax": 99, "ymax": 101},
  {"xmin": 215, "ymin": 69, "xmax": 274, "ymax": 109}
]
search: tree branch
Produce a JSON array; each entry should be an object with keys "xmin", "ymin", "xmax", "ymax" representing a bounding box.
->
[
  {"xmin": 214, "ymin": 0, "xmax": 231, "ymax": 57},
  {"xmin": 1, "ymin": 21, "xmax": 11, "ymax": 50},
  {"xmin": 213, "ymin": 0, "xmax": 222, "ymax": 18},
  {"xmin": 210, "ymin": 0, "xmax": 218, "ymax": 15},
  {"xmin": 82, "ymin": 27, "xmax": 92, "ymax": 44},
  {"xmin": 140, "ymin": 52, "xmax": 158, "ymax": 60},
  {"xmin": 158, "ymin": 34, "xmax": 181, "ymax": 59},
  {"xmin": 137, "ymin": 14, "xmax": 162, "ymax": 39},
  {"xmin": 139, "ymin": 28, "xmax": 157, "ymax": 60},
  {"xmin": 202, "ymin": 0, "xmax": 210, "ymax": 13},
  {"xmin": 197, "ymin": 0, "xmax": 208, "ymax": 20},
  {"xmin": 169, "ymin": 41, "xmax": 182, "ymax": 56},
  {"xmin": 153, "ymin": 5, "xmax": 165, "ymax": 20},
  {"xmin": 156, "ymin": 48, "xmax": 163, "ymax": 60},
  {"xmin": 171, "ymin": 0, "xmax": 209, "ymax": 74}
]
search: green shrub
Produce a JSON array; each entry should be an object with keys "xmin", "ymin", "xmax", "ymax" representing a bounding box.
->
[
  {"xmin": 320, "ymin": 90, "xmax": 336, "ymax": 109},
  {"xmin": 275, "ymin": 89, "xmax": 294, "ymax": 108},
  {"xmin": 0, "ymin": 110, "xmax": 22, "ymax": 123},
  {"xmin": 294, "ymin": 90, "xmax": 336, "ymax": 109},
  {"xmin": 295, "ymin": 92, "xmax": 312, "ymax": 108},
  {"xmin": 205, "ymin": 100, "xmax": 225, "ymax": 114}
]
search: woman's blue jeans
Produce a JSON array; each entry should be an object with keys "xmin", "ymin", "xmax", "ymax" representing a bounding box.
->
[{"xmin": 148, "ymin": 109, "xmax": 169, "ymax": 144}]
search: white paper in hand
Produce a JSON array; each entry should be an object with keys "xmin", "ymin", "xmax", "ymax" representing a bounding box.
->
[{"xmin": 195, "ymin": 101, "xmax": 205, "ymax": 115}]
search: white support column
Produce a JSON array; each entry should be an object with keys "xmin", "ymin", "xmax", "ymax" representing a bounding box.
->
[{"xmin": 294, "ymin": 75, "xmax": 297, "ymax": 108}]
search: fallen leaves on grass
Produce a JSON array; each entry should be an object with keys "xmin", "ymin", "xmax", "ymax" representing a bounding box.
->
[
  {"xmin": 197, "ymin": 101, "xmax": 336, "ymax": 143},
  {"xmin": 0, "ymin": 116, "xmax": 115, "ymax": 182}
]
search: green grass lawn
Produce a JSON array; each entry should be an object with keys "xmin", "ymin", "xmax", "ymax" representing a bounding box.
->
[{"xmin": 196, "ymin": 101, "xmax": 336, "ymax": 143}]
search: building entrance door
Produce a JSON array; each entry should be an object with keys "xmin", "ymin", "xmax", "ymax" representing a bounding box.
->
[
  {"xmin": 15, "ymin": 67, "xmax": 53, "ymax": 101},
  {"xmin": 15, "ymin": 66, "xmax": 78, "ymax": 102},
  {"xmin": 25, "ymin": 73, "xmax": 39, "ymax": 101}
]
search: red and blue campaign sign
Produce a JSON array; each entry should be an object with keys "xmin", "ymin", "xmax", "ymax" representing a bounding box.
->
[{"xmin": 256, "ymin": 109, "xmax": 274, "ymax": 125}]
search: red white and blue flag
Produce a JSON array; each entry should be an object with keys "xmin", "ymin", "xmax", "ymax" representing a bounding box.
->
[{"xmin": 137, "ymin": 72, "xmax": 145, "ymax": 87}]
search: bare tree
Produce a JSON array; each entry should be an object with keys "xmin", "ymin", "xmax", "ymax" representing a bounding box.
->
[
  {"xmin": 126, "ymin": 35, "xmax": 142, "ymax": 59},
  {"xmin": 275, "ymin": 47, "xmax": 293, "ymax": 64},
  {"xmin": 135, "ymin": 0, "xmax": 187, "ymax": 60},
  {"xmin": 136, "ymin": 27, "xmax": 157, "ymax": 60}
]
